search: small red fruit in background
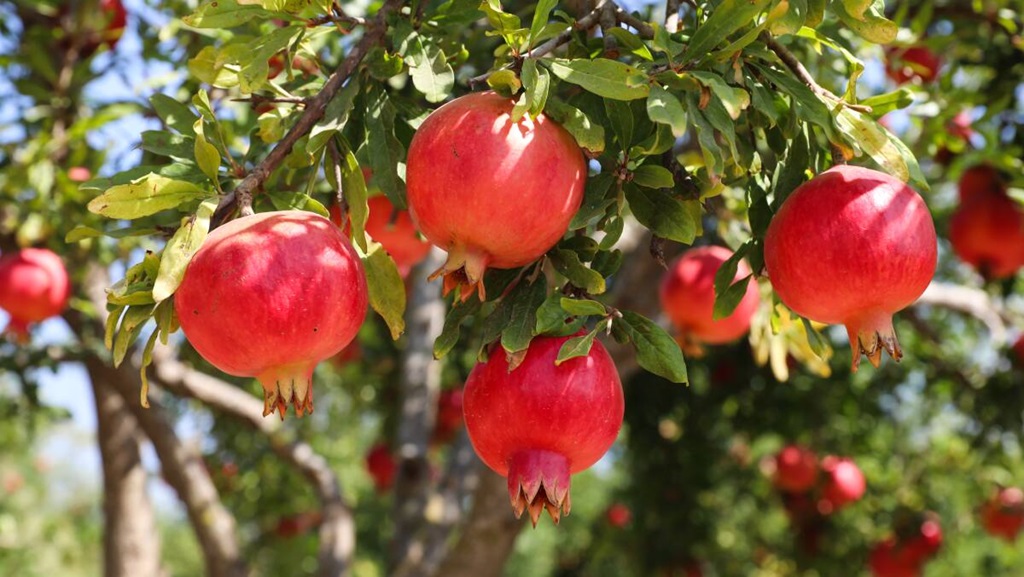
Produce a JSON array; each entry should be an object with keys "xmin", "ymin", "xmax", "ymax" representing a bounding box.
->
[
  {"xmin": 333, "ymin": 196, "xmax": 431, "ymax": 278},
  {"xmin": 764, "ymin": 165, "xmax": 937, "ymax": 371},
  {"xmin": 405, "ymin": 91, "xmax": 586, "ymax": 301},
  {"xmin": 869, "ymin": 538, "xmax": 920, "ymax": 577},
  {"xmin": 274, "ymin": 511, "xmax": 322, "ymax": 539},
  {"xmin": 432, "ymin": 387, "xmax": 465, "ymax": 444},
  {"xmin": 773, "ymin": 445, "xmax": 819, "ymax": 493},
  {"xmin": 885, "ymin": 46, "xmax": 942, "ymax": 85},
  {"xmin": 1013, "ymin": 336, "xmax": 1024, "ymax": 365},
  {"xmin": 949, "ymin": 168, "xmax": 1024, "ymax": 280},
  {"xmin": 463, "ymin": 333, "xmax": 624, "ymax": 525},
  {"xmin": 659, "ymin": 246, "xmax": 760, "ymax": 350},
  {"xmin": 956, "ymin": 164, "xmax": 1004, "ymax": 203},
  {"xmin": 267, "ymin": 54, "xmax": 320, "ymax": 80},
  {"xmin": 174, "ymin": 211, "xmax": 368, "ymax": 418},
  {"xmin": 68, "ymin": 166, "xmax": 92, "ymax": 182},
  {"xmin": 947, "ymin": 110, "xmax": 974, "ymax": 141},
  {"xmin": 0, "ymin": 248, "xmax": 71, "ymax": 342},
  {"xmin": 365, "ymin": 443, "xmax": 397, "ymax": 493},
  {"xmin": 819, "ymin": 457, "xmax": 865, "ymax": 511},
  {"xmin": 902, "ymin": 516, "xmax": 943, "ymax": 565},
  {"xmin": 981, "ymin": 486, "xmax": 1024, "ymax": 542},
  {"xmin": 605, "ymin": 502, "xmax": 632, "ymax": 527}
]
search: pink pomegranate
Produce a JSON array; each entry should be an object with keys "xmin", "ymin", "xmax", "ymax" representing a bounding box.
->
[
  {"xmin": 981, "ymin": 486, "xmax": 1024, "ymax": 542},
  {"xmin": 773, "ymin": 445, "xmax": 819, "ymax": 493},
  {"xmin": 819, "ymin": 456, "xmax": 866, "ymax": 510},
  {"xmin": 174, "ymin": 211, "xmax": 367, "ymax": 418},
  {"xmin": 764, "ymin": 165, "xmax": 937, "ymax": 370},
  {"xmin": 949, "ymin": 184, "xmax": 1024, "ymax": 280},
  {"xmin": 885, "ymin": 46, "xmax": 942, "ymax": 85},
  {"xmin": 463, "ymin": 333, "xmax": 623, "ymax": 525},
  {"xmin": 659, "ymin": 246, "xmax": 760, "ymax": 347},
  {"xmin": 0, "ymin": 248, "xmax": 71, "ymax": 342},
  {"xmin": 365, "ymin": 442, "xmax": 397, "ymax": 493},
  {"xmin": 405, "ymin": 91, "xmax": 586, "ymax": 301}
]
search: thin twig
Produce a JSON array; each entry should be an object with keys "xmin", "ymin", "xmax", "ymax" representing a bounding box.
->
[
  {"xmin": 761, "ymin": 33, "xmax": 873, "ymax": 114},
  {"xmin": 614, "ymin": 5, "xmax": 656, "ymax": 38},
  {"xmin": 327, "ymin": 139, "xmax": 348, "ymax": 223}
]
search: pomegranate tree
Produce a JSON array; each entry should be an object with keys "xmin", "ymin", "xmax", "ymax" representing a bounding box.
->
[
  {"xmin": 365, "ymin": 443, "xmax": 397, "ymax": 493},
  {"xmin": 764, "ymin": 165, "xmax": 937, "ymax": 370},
  {"xmin": 0, "ymin": 248, "xmax": 71, "ymax": 342},
  {"xmin": 659, "ymin": 246, "xmax": 760, "ymax": 349},
  {"xmin": 885, "ymin": 46, "xmax": 942, "ymax": 85},
  {"xmin": 773, "ymin": 445, "xmax": 819, "ymax": 493},
  {"xmin": 464, "ymin": 333, "xmax": 623, "ymax": 525},
  {"xmin": 174, "ymin": 211, "xmax": 368, "ymax": 418},
  {"xmin": 980, "ymin": 486, "xmax": 1024, "ymax": 541},
  {"xmin": 819, "ymin": 456, "xmax": 866, "ymax": 510},
  {"xmin": 405, "ymin": 91, "xmax": 586, "ymax": 300},
  {"xmin": 949, "ymin": 173, "xmax": 1024, "ymax": 279}
]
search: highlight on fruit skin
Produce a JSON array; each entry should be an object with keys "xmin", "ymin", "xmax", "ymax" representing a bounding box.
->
[
  {"xmin": 463, "ymin": 333, "xmax": 624, "ymax": 526},
  {"xmin": 174, "ymin": 210, "xmax": 368, "ymax": 419},
  {"xmin": 405, "ymin": 91, "xmax": 586, "ymax": 302},
  {"xmin": 0, "ymin": 248, "xmax": 72, "ymax": 343},
  {"xmin": 763, "ymin": 165, "xmax": 937, "ymax": 371}
]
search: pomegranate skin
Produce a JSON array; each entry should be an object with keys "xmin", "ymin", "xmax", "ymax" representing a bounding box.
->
[
  {"xmin": 406, "ymin": 91, "xmax": 586, "ymax": 301},
  {"xmin": 773, "ymin": 445, "xmax": 818, "ymax": 493},
  {"xmin": 820, "ymin": 456, "xmax": 866, "ymax": 510},
  {"xmin": 869, "ymin": 538, "xmax": 921, "ymax": 577},
  {"xmin": 659, "ymin": 246, "xmax": 760, "ymax": 347},
  {"xmin": 764, "ymin": 165, "xmax": 937, "ymax": 371},
  {"xmin": 0, "ymin": 248, "xmax": 71, "ymax": 341},
  {"xmin": 949, "ymin": 187, "xmax": 1024, "ymax": 280},
  {"xmin": 463, "ymin": 333, "xmax": 623, "ymax": 525},
  {"xmin": 981, "ymin": 487, "xmax": 1024, "ymax": 542},
  {"xmin": 174, "ymin": 211, "xmax": 368, "ymax": 418}
]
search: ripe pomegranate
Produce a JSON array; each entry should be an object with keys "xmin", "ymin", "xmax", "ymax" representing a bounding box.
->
[
  {"xmin": 267, "ymin": 54, "xmax": 319, "ymax": 80},
  {"xmin": 819, "ymin": 456, "xmax": 866, "ymax": 511},
  {"xmin": 659, "ymin": 246, "xmax": 760, "ymax": 348},
  {"xmin": 331, "ymin": 195, "xmax": 431, "ymax": 278},
  {"xmin": 174, "ymin": 211, "xmax": 367, "ymax": 418},
  {"xmin": 605, "ymin": 502, "xmax": 632, "ymax": 527},
  {"xmin": 885, "ymin": 46, "xmax": 942, "ymax": 85},
  {"xmin": 903, "ymin": 517, "xmax": 943, "ymax": 564},
  {"xmin": 773, "ymin": 445, "xmax": 819, "ymax": 493},
  {"xmin": 947, "ymin": 110, "xmax": 974, "ymax": 141},
  {"xmin": 957, "ymin": 164, "xmax": 1005, "ymax": 203},
  {"xmin": 405, "ymin": 91, "xmax": 586, "ymax": 301},
  {"xmin": 981, "ymin": 487, "xmax": 1024, "ymax": 542},
  {"xmin": 869, "ymin": 538, "xmax": 920, "ymax": 577},
  {"xmin": 764, "ymin": 165, "xmax": 937, "ymax": 371},
  {"xmin": 0, "ymin": 248, "xmax": 71, "ymax": 342},
  {"xmin": 274, "ymin": 511, "xmax": 322, "ymax": 539},
  {"xmin": 463, "ymin": 333, "xmax": 623, "ymax": 525},
  {"xmin": 432, "ymin": 387, "xmax": 465, "ymax": 444},
  {"xmin": 949, "ymin": 185, "xmax": 1024, "ymax": 280},
  {"xmin": 365, "ymin": 443, "xmax": 397, "ymax": 493},
  {"xmin": 1013, "ymin": 336, "xmax": 1024, "ymax": 365}
]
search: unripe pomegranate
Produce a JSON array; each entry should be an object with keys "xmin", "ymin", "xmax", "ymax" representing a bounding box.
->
[
  {"xmin": 764, "ymin": 165, "xmax": 937, "ymax": 371},
  {"xmin": 869, "ymin": 538, "xmax": 920, "ymax": 577},
  {"xmin": 605, "ymin": 502, "xmax": 632, "ymax": 527},
  {"xmin": 773, "ymin": 445, "xmax": 818, "ymax": 493},
  {"xmin": 949, "ymin": 185, "xmax": 1024, "ymax": 280},
  {"xmin": 365, "ymin": 442, "xmax": 397, "ymax": 493},
  {"xmin": 432, "ymin": 387, "xmax": 465, "ymax": 445},
  {"xmin": 819, "ymin": 456, "xmax": 866, "ymax": 510},
  {"xmin": 406, "ymin": 91, "xmax": 586, "ymax": 301},
  {"xmin": 464, "ymin": 333, "xmax": 623, "ymax": 525},
  {"xmin": 981, "ymin": 486, "xmax": 1024, "ymax": 542},
  {"xmin": 174, "ymin": 211, "xmax": 367, "ymax": 418},
  {"xmin": 958, "ymin": 164, "xmax": 1005, "ymax": 203},
  {"xmin": 0, "ymin": 248, "xmax": 71, "ymax": 342},
  {"xmin": 659, "ymin": 246, "xmax": 760, "ymax": 348},
  {"xmin": 885, "ymin": 46, "xmax": 942, "ymax": 85},
  {"xmin": 331, "ymin": 195, "xmax": 431, "ymax": 278}
]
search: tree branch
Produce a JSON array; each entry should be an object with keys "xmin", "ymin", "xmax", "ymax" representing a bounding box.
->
[
  {"xmin": 915, "ymin": 281, "xmax": 1016, "ymax": 345},
  {"xmin": 761, "ymin": 33, "xmax": 873, "ymax": 114}
]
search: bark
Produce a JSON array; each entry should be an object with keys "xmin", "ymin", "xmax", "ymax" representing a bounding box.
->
[{"xmin": 91, "ymin": 377, "xmax": 164, "ymax": 577}]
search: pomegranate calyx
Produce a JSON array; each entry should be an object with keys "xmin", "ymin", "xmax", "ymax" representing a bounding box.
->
[
  {"xmin": 507, "ymin": 450, "xmax": 572, "ymax": 527},
  {"xmin": 258, "ymin": 365, "xmax": 315, "ymax": 419},
  {"xmin": 847, "ymin": 313, "xmax": 902, "ymax": 372},
  {"xmin": 5, "ymin": 319, "xmax": 31, "ymax": 344},
  {"xmin": 430, "ymin": 247, "xmax": 490, "ymax": 302}
]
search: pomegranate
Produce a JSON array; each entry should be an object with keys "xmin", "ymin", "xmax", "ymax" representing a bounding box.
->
[
  {"xmin": 957, "ymin": 164, "xmax": 1005, "ymax": 203},
  {"xmin": 869, "ymin": 538, "xmax": 921, "ymax": 577},
  {"xmin": 885, "ymin": 46, "xmax": 942, "ymax": 85},
  {"xmin": 949, "ymin": 185, "xmax": 1024, "ymax": 279},
  {"xmin": 1013, "ymin": 336, "xmax": 1024, "ymax": 365},
  {"xmin": 903, "ymin": 517, "xmax": 943, "ymax": 564},
  {"xmin": 605, "ymin": 503, "xmax": 632, "ymax": 527},
  {"xmin": 773, "ymin": 445, "xmax": 819, "ymax": 493},
  {"xmin": 432, "ymin": 387, "xmax": 465, "ymax": 444},
  {"xmin": 365, "ymin": 442, "xmax": 397, "ymax": 493},
  {"xmin": 68, "ymin": 166, "xmax": 92, "ymax": 182},
  {"xmin": 947, "ymin": 110, "xmax": 974, "ymax": 142},
  {"xmin": 331, "ymin": 195, "xmax": 431, "ymax": 278},
  {"xmin": 659, "ymin": 246, "xmax": 760, "ymax": 348},
  {"xmin": 764, "ymin": 165, "xmax": 937, "ymax": 371},
  {"xmin": 330, "ymin": 341, "xmax": 362, "ymax": 369},
  {"xmin": 267, "ymin": 54, "xmax": 319, "ymax": 80},
  {"xmin": 463, "ymin": 333, "xmax": 623, "ymax": 525},
  {"xmin": 274, "ymin": 511, "xmax": 322, "ymax": 539},
  {"xmin": 981, "ymin": 487, "xmax": 1024, "ymax": 542},
  {"xmin": 0, "ymin": 248, "xmax": 71, "ymax": 342},
  {"xmin": 405, "ymin": 91, "xmax": 586, "ymax": 301},
  {"xmin": 174, "ymin": 211, "xmax": 367, "ymax": 418},
  {"xmin": 819, "ymin": 456, "xmax": 866, "ymax": 510}
]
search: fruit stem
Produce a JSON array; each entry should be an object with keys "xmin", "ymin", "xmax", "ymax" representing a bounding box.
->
[{"xmin": 257, "ymin": 364, "xmax": 315, "ymax": 419}]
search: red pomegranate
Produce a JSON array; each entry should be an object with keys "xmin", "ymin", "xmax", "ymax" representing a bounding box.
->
[
  {"xmin": 1013, "ymin": 336, "xmax": 1024, "ymax": 365},
  {"xmin": 764, "ymin": 165, "xmax": 937, "ymax": 371},
  {"xmin": 432, "ymin": 387, "xmax": 465, "ymax": 444},
  {"xmin": 903, "ymin": 517, "xmax": 943, "ymax": 564},
  {"xmin": 949, "ymin": 178, "xmax": 1024, "ymax": 280},
  {"xmin": 365, "ymin": 443, "xmax": 397, "ymax": 493},
  {"xmin": 659, "ymin": 246, "xmax": 760, "ymax": 348},
  {"xmin": 819, "ymin": 456, "xmax": 866, "ymax": 510},
  {"xmin": 174, "ymin": 211, "xmax": 367, "ymax": 418},
  {"xmin": 68, "ymin": 166, "xmax": 92, "ymax": 182},
  {"xmin": 885, "ymin": 46, "xmax": 942, "ymax": 85},
  {"xmin": 773, "ymin": 445, "xmax": 819, "ymax": 493},
  {"xmin": 331, "ymin": 195, "xmax": 431, "ymax": 278},
  {"xmin": 0, "ymin": 248, "xmax": 71, "ymax": 342},
  {"xmin": 267, "ymin": 54, "xmax": 319, "ymax": 80},
  {"xmin": 330, "ymin": 341, "xmax": 362, "ymax": 369},
  {"xmin": 958, "ymin": 164, "xmax": 1005, "ymax": 203},
  {"xmin": 605, "ymin": 502, "xmax": 632, "ymax": 527},
  {"xmin": 463, "ymin": 333, "xmax": 623, "ymax": 525},
  {"xmin": 869, "ymin": 538, "xmax": 921, "ymax": 577},
  {"xmin": 947, "ymin": 110, "xmax": 974, "ymax": 141},
  {"xmin": 274, "ymin": 511, "xmax": 322, "ymax": 539},
  {"xmin": 981, "ymin": 486, "xmax": 1024, "ymax": 542},
  {"xmin": 405, "ymin": 91, "xmax": 586, "ymax": 301}
]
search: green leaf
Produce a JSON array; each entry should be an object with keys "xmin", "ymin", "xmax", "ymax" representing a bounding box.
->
[
  {"xmin": 339, "ymin": 146, "xmax": 369, "ymax": 252},
  {"xmin": 618, "ymin": 311, "xmax": 688, "ymax": 383},
  {"xmin": 629, "ymin": 123, "xmax": 675, "ymax": 157},
  {"xmin": 479, "ymin": 0, "xmax": 526, "ymax": 47},
  {"xmin": 682, "ymin": 0, "xmax": 772, "ymax": 62},
  {"xmin": 632, "ymin": 164, "xmax": 675, "ymax": 189},
  {"xmin": 65, "ymin": 224, "xmax": 159, "ymax": 243},
  {"xmin": 769, "ymin": 0, "xmax": 809, "ymax": 36},
  {"xmin": 308, "ymin": 76, "xmax": 360, "ymax": 155},
  {"xmin": 606, "ymin": 27, "xmax": 654, "ymax": 60},
  {"xmin": 604, "ymin": 99, "xmax": 635, "ymax": 148},
  {"xmin": 487, "ymin": 69, "xmax": 522, "ymax": 97},
  {"xmin": 833, "ymin": 0, "xmax": 897, "ymax": 43},
  {"xmin": 88, "ymin": 174, "xmax": 212, "ymax": 220},
  {"xmin": 150, "ymin": 94, "xmax": 198, "ymax": 134},
  {"xmin": 529, "ymin": 0, "xmax": 558, "ymax": 47},
  {"xmin": 104, "ymin": 305, "xmax": 126, "ymax": 351},
  {"xmin": 753, "ymin": 64, "xmax": 835, "ymax": 138},
  {"xmin": 152, "ymin": 200, "xmax": 217, "ymax": 303},
  {"xmin": 113, "ymin": 305, "xmax": 156, "ymax": 367},
  {"xmin": 536, "ymin": 293, "xmax": 587, "ymax": 337},
  {"xmin": 365, "ymin": 87, "xmax": 407, "ymax": 208},
  {"xmin": 688, "ymin": 71, "xmax": 751, "ymax": 120},
  {"xmin": 548, "ymin": 58, "xmax": 650, "ymax": 101},
  {"xmin": 500, "ymin": 278, "xmax": 548, "ymax": 356},
  {"xmin": 183, "ymin": 0, "xmax": 265, "ymax": 28},
  {"xmin": 560, "ymin": 297, "xmax": 606, "ymax": 317},
  {"xmin": 858, "ymin": 88, "xmax": 914, "ymax": 118},
  {"xmin": 569, "ymin": 172, "xmax": 615, "ymax": 230},
  {"xmin": 237, "ymin": 27, "xmax": 303, "ymax": 94},
  {"xmin": 800, "ymin": 317, "xmax": 830, "ymax": 360},
  {"xmin": 408, "ymin": 38, "xmax": 455, "ymax": 103},
  {"xmin": 521, "ymin": 59, "xmax": 550, "ymax": 118},
  {"xmin": 361, "ymin": 242, "xmax": 407, "ymax": 340},
  {"xmin": 834, "ymin": 107, "xmax": 927, "ymax": 190},
  {"xmin": 556, "ymin": 327, "xmax": 598, "ymax": 365},
  {"xmin": 141, "ymin": 131, "xmax": 195, "ymax": 160},
  {"xmin": 435, "ymin": 299, "xmax": 481, "ymax": 359},
  {"xmin": 192, "ymin": 119, "xmax": 221, "ymax": 182},
  {"xmin": 647, "ymin": 85, "xmax": 687, "ymax": 138},
  {"xmin": 366, "ymin": 47, "xmax": 405, "ymax": 80},
  {"xmin": 624, "ymin": 182, "xmax": 700, "ymax": 244},
  {"xmin": 544, "ymin": 98, "xmax": 605, "ymax": 155},
  {"xmin": 550, "ymin": 249, "xmax": 606, "ymax": 294},
  {"xmin": 714, "ymin": 273, "xmax": 754, "ymax": 320}
]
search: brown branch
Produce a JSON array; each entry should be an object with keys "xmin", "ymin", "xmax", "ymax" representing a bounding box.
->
[
  {"xmin": 328, "ymin": 139, "xmax": 349, "ymax": 224},
  {"xmin": 614, "ymin": 5, "xmax": 656, "ymax": 39},
  {"xmin": 761, "ymin": 33, "xmax": 873, "ymax": 114},
  {"xmin": 665, "ymin": 0, "xmax": 682, "ymax": 33},
  {"xmin": 915, "ymin": 281, "xmax": 1016, "ymax": 345}
]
